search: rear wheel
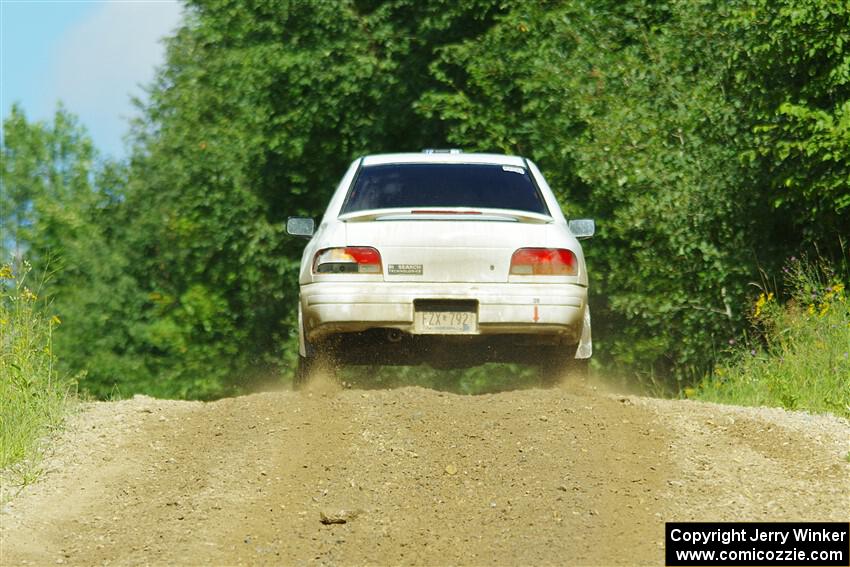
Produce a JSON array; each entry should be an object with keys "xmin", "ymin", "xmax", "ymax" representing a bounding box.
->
[
  {"xmin": 565, "ymin": 357, "xmax": 589, "ymax": 378},
  {"xmin": 293, "ymin": 325, "xmax": 324, "ymax": 389},
  {"xmin": 293, "ymin": 354, "xmax": 315, "ymax": 389},
  {"xmin": 293, "ymin": 334, "xmax": 339, "ymax": 390},
  {"xmin": 538, "ymin": 349, "xmax": 588, "ymax": 385}
]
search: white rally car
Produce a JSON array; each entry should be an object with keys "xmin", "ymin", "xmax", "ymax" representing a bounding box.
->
[{"xmin": 287, "ymin": 151, "xmax": 594, "ymax": 383}]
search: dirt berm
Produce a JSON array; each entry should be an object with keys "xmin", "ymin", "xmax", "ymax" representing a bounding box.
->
[{"xmin": 2, "ymin": 376, "xmax": 848, "ymax": 566}]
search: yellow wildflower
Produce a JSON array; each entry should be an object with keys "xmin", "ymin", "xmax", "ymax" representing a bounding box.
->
[
  {"xmin": 807, "ymin": 303, "xmax": 815, "ymax": 316},
  {"xmin": 0, "ymin": 265, "xmax": 12, "ymax": 279},
  {"xmin": 754, "ymin": 292, "xmax": 773, "ymax": 318},
  {"xmin": 51, "ymin": 315, "xmax": 62, "ymax": 326},
  {"xmin": 21, "ymin": 288, "xmax": 37, "ymax": 301},
  {"xmin": 819, "ymin": 303, "xmax": 830, "ymax": 317}
]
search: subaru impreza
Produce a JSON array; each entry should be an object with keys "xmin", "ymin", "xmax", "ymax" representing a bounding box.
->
[{"xmin": 287, "ymin": 151, "xmax": 594, "ymax": 384}]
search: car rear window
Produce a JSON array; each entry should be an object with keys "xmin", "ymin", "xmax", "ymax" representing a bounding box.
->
[{"xmin": 341, "ymin": 163, "xmax": 550, "ymax": 215}]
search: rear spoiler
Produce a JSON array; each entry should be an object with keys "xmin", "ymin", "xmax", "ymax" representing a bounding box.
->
[{"xmin": 338, "ymin": 207, "xmax": 553, "ymax": 224}]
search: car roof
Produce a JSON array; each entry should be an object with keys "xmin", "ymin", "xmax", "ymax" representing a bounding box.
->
[{"xmin": 361, "ymin": 152, "xmax": 527, "ymax": 167}]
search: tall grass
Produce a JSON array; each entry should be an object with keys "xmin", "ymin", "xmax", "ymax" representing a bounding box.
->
[
  {"xmin": 0, "ymin": 262, "xmax": 75, "ymax": 470},
  {"xmin": 696, "ymin": 256, "xmax": 850, "ymax": 418}
]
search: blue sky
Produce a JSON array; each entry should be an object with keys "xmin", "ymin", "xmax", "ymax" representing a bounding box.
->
[{"xmin": 1, "ymin": 0, "xmax": 183, "ymax": 159}]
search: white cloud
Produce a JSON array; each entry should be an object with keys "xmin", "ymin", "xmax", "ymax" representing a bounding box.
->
[{"xmin": 48, "ymin": 1, "xmax": 183, "ymax": 155}]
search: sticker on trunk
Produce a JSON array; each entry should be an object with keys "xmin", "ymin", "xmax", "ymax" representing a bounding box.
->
[{"xmin": 389, "ymin": 264, "xmax": 423, "ymax": 275}]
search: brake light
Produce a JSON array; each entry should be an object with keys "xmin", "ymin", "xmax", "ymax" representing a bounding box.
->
[
  {"xmin": 313, "ymin": 247, "xmax": 382, "ymax": 274},
  {"xmin": 510, "ymin": 248, "xmax": 577, "ymax": 276}
]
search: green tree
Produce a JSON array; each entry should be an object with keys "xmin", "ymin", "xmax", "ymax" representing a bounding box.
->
[
  {"xmin": 0, "ymin": 105, "xmax": 152, "ymax": 397},
  {"xmin": 726, "ymin": 0, "xmax": 850, "ymax": 241}
]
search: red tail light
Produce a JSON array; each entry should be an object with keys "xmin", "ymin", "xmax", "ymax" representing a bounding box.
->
[
  {"xmin": 313, "ymin": 247, "xmax": 382, "ymax": 274},
  {"xmin": 510, "ymin": 248, "xmax": 577, "ymax": 276}
]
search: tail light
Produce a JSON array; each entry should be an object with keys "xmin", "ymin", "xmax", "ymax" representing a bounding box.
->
[
  {"xmin": 510, "ymin": 248, "xmax": 577, "ymax": 276},
  {"xmin": 313, "ymin": 247, "xmax": 382, "ymax": 274}
]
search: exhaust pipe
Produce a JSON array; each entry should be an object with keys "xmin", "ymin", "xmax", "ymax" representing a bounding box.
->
[{"xmin": 387, "ymin": 329, "xmax": 404, "ymax": 343}]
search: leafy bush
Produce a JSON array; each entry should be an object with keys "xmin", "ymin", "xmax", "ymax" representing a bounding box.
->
[
  {"xmin": 0, "ymin": 262, "xmax": 75, "ymax": 468},
  {"xmin": 695, "ymin": 256, "xmax": 850, "ymax": 418}
]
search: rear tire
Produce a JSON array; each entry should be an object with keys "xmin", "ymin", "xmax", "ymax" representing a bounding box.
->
[
  {"xmin": 293, "ymin": 326, "xmax": 323, "ymax": 389},
  {"xmin": 293, "ymin": 354, "xmax": 315, "ymax": 389},
  {"xmin": 538, "ymin": 350, "xmax": 589, "ymax": 385},
  {"xmin": 565, "ymin": 357, "xmax": 589, "ymax": 378},
  {"xmin": 293, "ymin": 335, "xmax": 339, "ymax": 390}
]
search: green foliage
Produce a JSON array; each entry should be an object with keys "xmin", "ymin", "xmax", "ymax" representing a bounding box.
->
[
  {"xmin": 1, "ymin": 103, "xmax": 96, "ymax": 261},
  {"xmin": 728, "ymin": 0, "xmax": 850, "ymax": 228},
  {"xmin": 0, "ymin": 262, "xmax": 75, "ymax": 469},
  {"xmin": 695, "ymin": 256, "xmax": 850, "ymax": 418},
  {"xmin": 0, "ymin": 106, "xmax": 157, "ymax": 398}
]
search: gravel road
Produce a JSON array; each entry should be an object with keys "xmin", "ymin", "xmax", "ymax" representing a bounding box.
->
[{"xmin": 2, "ymin": 375, "xmax": 848, "ymax": 566}]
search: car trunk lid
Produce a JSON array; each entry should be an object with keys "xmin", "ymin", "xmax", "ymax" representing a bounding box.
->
[{"xmin": 343, "ymin": 213, "xmax": 554, "ymax": 283}]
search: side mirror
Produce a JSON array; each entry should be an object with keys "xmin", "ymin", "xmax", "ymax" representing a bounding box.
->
[
  {"xmin": 568, "ymin": 219, "xmax": 595, "ymax": 239},
  {"xmin": 286, "ymin": 217, "xmax": 315, "ymax": 238}
]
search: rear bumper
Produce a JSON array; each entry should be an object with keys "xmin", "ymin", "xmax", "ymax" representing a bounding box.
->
[{"xmin": 300, "ymin": 281, "xmax": 587, "ymax": 344}]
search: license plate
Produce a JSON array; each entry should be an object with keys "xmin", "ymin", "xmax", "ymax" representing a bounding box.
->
[{"xmin": 414, "ymin": 310, "xmax": 478, "ymax": 334}]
